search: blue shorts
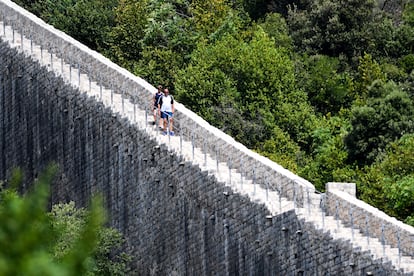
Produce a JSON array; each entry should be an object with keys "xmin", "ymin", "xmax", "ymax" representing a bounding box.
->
[{"xmin": 161, "ymin": 111, "xmax": 173, "ymax": 119}]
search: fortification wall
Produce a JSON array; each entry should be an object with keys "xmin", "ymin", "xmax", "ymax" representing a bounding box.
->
[
  {"xmin": 325, "ymin": 186, "xmax": 414, "ymax": 259},
  {"xmin": 1, "ymin": 0, "xmax": 414, "ymax": 274},
  {"xmin": 0, "ymin": 0, "xmax": 314, "ymax": 207},
  {"xmin": 0, "ymin": 40, "xmax": 405, "ymax": 275}
]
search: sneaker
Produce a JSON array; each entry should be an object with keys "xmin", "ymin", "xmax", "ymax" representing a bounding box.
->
[
  {"xmin": 152, "ymin": 121, "xmax": 156, "ymax": 125},
  {"xmin": 163, "ymin": 131, "xmax": 168, "ymax": 136},
  {"xmin": 169, "ymin": 131, "xmax": 175, "ymax": 136}
]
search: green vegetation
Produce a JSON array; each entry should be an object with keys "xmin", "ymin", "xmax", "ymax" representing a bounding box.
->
[
  {"xmin": 0, "ymin": 165, "xmax": 129, "ymax": 275},
  {"xmin": 11, "ymin": 0, "xmax": 414, "ymax": 225}
]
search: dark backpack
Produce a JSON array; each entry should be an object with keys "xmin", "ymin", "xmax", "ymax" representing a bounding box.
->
[{"xmin": 154, "ymin": 92, "xmax": 162, "ymax": 106}]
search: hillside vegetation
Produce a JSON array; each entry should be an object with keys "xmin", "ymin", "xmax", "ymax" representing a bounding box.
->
[
  {"xmin": 0, "ymin": 166, "xmax": 129, "ymax": 275},
  {"xmin": 12, "ymin": 0, "xmax": 414, "ymax": 225}
]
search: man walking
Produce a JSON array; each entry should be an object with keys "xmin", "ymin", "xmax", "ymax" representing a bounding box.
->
[
  {"xmin": 152, "ymin": 85, "xmax": 164, "ymax": 128},
  {"xmin": 158, "ymin": 88, "xmax": 175, "ymax": 136}
]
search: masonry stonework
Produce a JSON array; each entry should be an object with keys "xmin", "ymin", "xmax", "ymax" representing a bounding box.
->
[{"xmin": 0, "ymin": 37, "xmax": 411, "ymax": 275}]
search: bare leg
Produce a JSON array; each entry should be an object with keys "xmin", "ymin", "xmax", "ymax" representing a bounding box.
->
[
  {"xmin": 163, "ymin": 118, "xmax": 168, "ymax": 133},
  {"xmin": 153, "ymin": 109, "xmax": 157, "ymax": 125},
  {"xmin": 169, "ymin": 117, "xmax": 174, "ymax": 133},
  {"xmin": 158, "ymin": 112, "xmax": 163, "ymax": 128}
]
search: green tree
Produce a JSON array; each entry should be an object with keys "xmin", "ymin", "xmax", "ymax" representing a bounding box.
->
[
  {"xmin": 354, "ymin": 53, "xmax": 386, "ymax": 101},
  {"xmin": 345, "ymin": 82, "xmax": 414, "ymax": 165},
  {"xmin": 232, "ymin": 0, "xmax": 268, "ymax": 20},
  {"xmin": 142, "ymin": 0, "xmax": 197, "ymax": 55},
  {"xmin": 257, "ymin": 12, "xmax": 292, "ymax": 49},
  {"xmin": 362, "ymin": 16, "xmax": 397, "ymax": 58},
  {"xmin": 0, "ymin": 165, "xmax": 129, "ymax": 275},
  {"xmin": 176, "ymin": 29, "xmax": 316, "ymax": 148},
  {"xmin": 385, "ymin": 174, "xmax": 414, "ymax": 223},
  {"xmin": 257, "ymin": 125, "xmax": 302, "ymax": 173},
  {"xmin": 10, "ymin": 0, "xmax": 38, "ymax": 12},
  {"xmin": 393, "ymin": 2, "xmax": 414, "ymax": 57},
  {"xmin": 106, "ymin": 0, "xmax": 149, "ymax": 69},
  {"xmin": 0, "ymin": 166, "xmax": 64, "ymax": 275},
  {"xmin": 31, "ymin": 0, "xmax": 117, "ymax": 51},
  {"xmin": 189, "ymin": 0, "xmax": 233, "ymax": 38},
  {"xmin": 358, "ymin": 134, "xmax": 414, "ymax": 224},
  {"xmin": 287, "ymin": 0, "xmax": 382, "ymax": 58},
  {"xmin": 108, "ymin": 0, "xmax": 198, "ymax": 86},
  {"xmin": 135, "ymin": 47, "xmax": 184, "ymax": 91},
  {"xmin": 380, "ymin": 61, "xmax": 408, "ymax": 83},
  {"xmin": 356, "ymin": 165, "xmax": 388, "ymax": 212},
  {"xmin": 295, "ymin": 54, "xmax": 354, "ymax": 115},
  {"xmin": 399, "ymin": 54, "xmax": 414, "ymax": 74},
  {"xmin": 298, "ymin": 114, "xmax": 353, "ymax": 190},
  {"xmin": 49, "ymin": 202, "xmax": 129, "ymax": 276},
  {"xmin": 230, "ymin": 0, "xmax": 303, "ymax": 20}
]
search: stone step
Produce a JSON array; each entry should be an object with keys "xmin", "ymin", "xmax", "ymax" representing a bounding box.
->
[{"xmin": 296, "ymin": 207, "xmax": 414, "ymax": 273}]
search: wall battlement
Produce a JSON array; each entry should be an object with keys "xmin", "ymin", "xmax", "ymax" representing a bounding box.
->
[{"xmin": 1, "ymin": 0, "xmax": 414, "ymax": 274}]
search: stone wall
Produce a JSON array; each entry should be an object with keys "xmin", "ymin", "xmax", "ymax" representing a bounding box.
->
[
  {"xmin": 0, "ymin": 0, "xmax": 315, "ymax": 207},
  {"xmin": 1, "ymin": 0, "xmax": 414, "ymax": 273},
  {"xmin": 0, "ymin": 37, "xmax": 409, "ymax": 275},
  {"xmin": 325, "ymin": 184, "xmax": 414, "ymax": 259}
]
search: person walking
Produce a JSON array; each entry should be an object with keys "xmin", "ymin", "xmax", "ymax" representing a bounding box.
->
[
  {"xmin": 158, "ymin": 88, "xmax": 175, "ymax": 136},
  {"xmin": 152, "ymin": 85, "xmax": 164, "ymax": 128}
]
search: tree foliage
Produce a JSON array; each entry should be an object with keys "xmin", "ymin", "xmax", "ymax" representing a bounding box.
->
[
  {"xmin": 49, "ymin": 202, "xmax": 130, "ymax": 275},
  {"xmin": 0, "ymin": 166, "xmax": 62, "ymax": 275},
  {"xmin": 107, "ymin": 0, "xmax": 198, "ymax": 85},
  {"xmin": 189, "ymin": 0, "xmax": 233, "ymax": 37},
  {"xmin": 287, "ymin": 0, "xmax": 382, "ymax": 58},
  {"xmin": 355, "ymin": 53, "xmax": 386, "ymax": 101},
  {"xmin": 142, "ymin": 0, "xmax": 196, "ymax": 54},
  {"xmin": 299, "ymin": 115, "xmax": 353, "ymax": 190},
  {"xmin": 257, "ymin": 125, "xmax": 302, "ymax": 173},
  {"xmin": 358, "ymin": 134, "xmax": 414, "ymax": 225},
  {"xmin": 0, "ymin": 165, "xmax": 129, "ymax": 275},
  {"xmin": 258, "ymin": 12, "xmax": 292, "ymax": 49},
  {"xmin": 176, "ymin": 29, "xmax": 315, "ymax": 148},
  {"xmin": 295, "ymin": 54, "xmax": 354, "ymax": 115},
  {"xmin": 31, "ymin": 0, "xmax": 117, "ymax": 51},
  {"xmin": 107, "ymin": 0, "xmax": 149, "ymax": 68},
  {"xmin": 392, "ymin": 2, "xmax": 414, "ymax": 57},
  {"xmin": 345, "ymin": 82, "xmax": 414, "ymax": 165}
]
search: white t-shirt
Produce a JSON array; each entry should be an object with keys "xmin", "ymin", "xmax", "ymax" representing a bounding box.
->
[{"xmin": 159, "ymin": 95, "xmax": 174, "ymax": 112}]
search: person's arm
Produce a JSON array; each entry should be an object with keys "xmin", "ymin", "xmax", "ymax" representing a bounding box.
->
[{"xmin": 158, "ymin": 97, "xmax": 163, "ymax": 115}]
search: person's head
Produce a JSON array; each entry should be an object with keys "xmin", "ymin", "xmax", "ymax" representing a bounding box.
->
[
  {"xmin": 164, "ymin": 88, "xmax": 169, "ymax": 95},
  {"xmin": 158, "ymin": 85, "xmax": 163, "ymax": 92}
]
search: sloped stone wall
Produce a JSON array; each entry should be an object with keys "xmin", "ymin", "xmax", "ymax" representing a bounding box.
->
[
  {"xmin": 0, "ymin": 0, "xmax": 315, "ymax": 207},
  {"xmin": 0, "ymin": 38, "xmax": 408, "ymax": 275}
]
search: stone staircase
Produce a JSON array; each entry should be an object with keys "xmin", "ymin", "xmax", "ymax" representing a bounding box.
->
[
  {"xmin": 295, "ymin": 201, "xmax": 414, "ymax": 273},
  {"xmin": 2, "ymin": 18, "xmax": 414, "ymax": 274}
]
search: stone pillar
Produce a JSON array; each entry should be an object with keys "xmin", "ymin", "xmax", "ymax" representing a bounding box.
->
[{"xmin": 325, "ymin": 182, "xmax": 356, "ymax": 197}]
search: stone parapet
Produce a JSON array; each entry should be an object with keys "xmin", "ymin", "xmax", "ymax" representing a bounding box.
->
[{"xmin": 326, "ymin": 184, "xmax": 414, "ymax": 258}]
